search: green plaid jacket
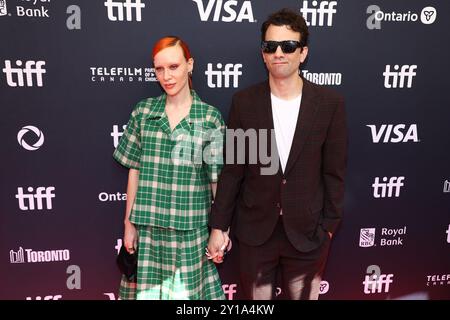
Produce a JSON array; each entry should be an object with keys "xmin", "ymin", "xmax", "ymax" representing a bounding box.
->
[{"xmin": 113, "ymin": 91, "xmax": 225, "ymax": 230}]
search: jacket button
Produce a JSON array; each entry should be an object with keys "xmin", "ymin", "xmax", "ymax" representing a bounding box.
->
[{"xmin": 282, "ymin": 179, "xmax": 287, "ymax": 184}]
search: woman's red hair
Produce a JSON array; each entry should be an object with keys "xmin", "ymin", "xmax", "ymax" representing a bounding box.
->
[{"xmin": 152, "ymin": 36, "xmax": 193, "ymax": 89}]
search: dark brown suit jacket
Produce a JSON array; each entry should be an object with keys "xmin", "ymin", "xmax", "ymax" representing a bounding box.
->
[{"xmin": 210, "ymin": 79, "xmax": 347, "ymax": 252}]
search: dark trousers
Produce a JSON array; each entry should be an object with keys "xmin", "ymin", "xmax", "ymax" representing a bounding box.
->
[{"xmin": 239, "ymin": 216, "xmax": 331, "ymax": 300}]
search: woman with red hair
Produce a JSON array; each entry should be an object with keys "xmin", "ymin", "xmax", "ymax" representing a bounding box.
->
[{"xmin": 113, "ymin": 36, "xmax": 225, "ymax": 300}]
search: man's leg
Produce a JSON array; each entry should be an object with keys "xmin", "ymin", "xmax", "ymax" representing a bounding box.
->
[
  {"xmin": 238, "ymin": 220, "xmax": 284, "ymax": 300},
  {"xmin": 279, "ymin": 227, "xmax": 331, "ymax": 300}
]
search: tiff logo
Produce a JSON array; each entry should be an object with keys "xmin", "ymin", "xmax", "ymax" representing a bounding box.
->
[
  {"xmin": 15, "ymin": 186, "xmax": 56, "ymax": 210},
  {"xmin": 363, "ymin": 265, "xmax": 394, "ymax": 294},
  {"xmin": 444, "ymin": 180, "xmax": 450, "ymax": 193},
  {"xmin": 359, "ymin": 228, "xmax": 376, "ymax": 247},
  {"xmin": 372, "ymin": 176, "xmax": 405, "ymax": 198},
  {"xmin": 0, "ymin": 0, "xmax": 7, "ymax": 16},
  {"xmin": 193, "ymin": 0, "xmax": 254, "ymax": 22},
  {"xmin": 205, "ymin": 63, "xmax": 242, "ymax": 88},
  {"xmin": 300, "ymin": 0, "xmax": 337, "ymax": 26},
  {"xmin": 366, "ymin": 124, "xmax": 419, "ymax": 143},
  {"xmin": 222, "ymin": 284, "xmax": 237, "ymax": 300},
  {"xmin": 2, "ymin": 60, "xmax": 46, "ymax": 87},
  {"xmin": 446, "ymin": 224, "xmax": 450, "ymax": 244},
  {"xmin": 10, "ymin": 247, "xmax": 25, "ymax": 263},
  {"xmin": 383, "ymin": 65, "xmax": 417, "ymax": 88},
  {"xmin": 111, "ymin": 125, "xmax": 126, "ymax": 148},
  {"xmin": 104, "ymin": 0, "xmax": 145, "ymax": 22}
]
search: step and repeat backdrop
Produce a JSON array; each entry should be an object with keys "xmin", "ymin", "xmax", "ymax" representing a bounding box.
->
[{"xmin": 1, "ymin": 0, "xmax": 449, "ymax": 300}]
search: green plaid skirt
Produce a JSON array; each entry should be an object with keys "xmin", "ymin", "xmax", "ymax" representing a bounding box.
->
[{"xmin": 118, "ymin": 225, "xmax": 225, "ymax": 300}]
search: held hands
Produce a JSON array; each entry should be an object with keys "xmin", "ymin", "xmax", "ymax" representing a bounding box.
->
[
  {"xmin": 124, "ymin": 220, "xmax": 138, "ymax": 254},
  {"xmin": 206, "ymin": 228, "xmax": 232, "ymax": 264}
]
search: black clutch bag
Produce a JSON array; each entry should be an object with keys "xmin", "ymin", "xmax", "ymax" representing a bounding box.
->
[{"xmin": 116, "ymin": 245, "xmax": 137, "ymax": 281}]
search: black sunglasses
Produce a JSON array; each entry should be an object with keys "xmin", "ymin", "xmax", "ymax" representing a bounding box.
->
[{"xmin": 261, "ymin": 40, "xmax": 302, "ymax": 54}]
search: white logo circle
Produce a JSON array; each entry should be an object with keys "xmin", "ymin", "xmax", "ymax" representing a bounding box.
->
[
  {"xmin": 420, "ymin": 7, "xmax": 437, "ymax": 24},
  {"xmin": 319, "ymin": 280, "xmax": 329, "ymax": 294},
  {"xmin": 17, "ymin": 125, "xmax": 45, "ymax": 151}
]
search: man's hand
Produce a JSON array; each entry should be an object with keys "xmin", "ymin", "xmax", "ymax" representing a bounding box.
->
[{"xmin": 207, "ymin": 228, "xmax": 230, "ymax": 264}]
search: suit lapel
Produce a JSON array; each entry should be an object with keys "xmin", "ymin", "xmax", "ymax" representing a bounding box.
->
[
  {"xmin": 257, "ymin": 81, "xmax": 274, "ymax": 130},
  {"xmin": 257, "ymin": 81, "xmax": 283, "ymax": 178},
  {"xmin": 284, "ymin": 79, "xmax": 318, "ymax": 176}
]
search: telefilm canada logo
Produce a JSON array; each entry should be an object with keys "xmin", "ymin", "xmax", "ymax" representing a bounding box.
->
[
  {"xmin": 426, "ymin": 273, "xmax": 450, "ymax": 287},
  {"xmin": 367, "ymin": 5, "xmax": 437, "ymax": 29},
  {"xmin": 90, "ymin": 66, "xmax": 157, "ymax": 83},
  {"xmin": 0, "ymin": 0, "xmax": 51, "ymax": 18}
]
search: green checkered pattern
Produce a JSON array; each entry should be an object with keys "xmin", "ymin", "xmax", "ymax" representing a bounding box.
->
[
  {"xmin": 118, "ymin": 225, "xmax": 225, "ymax": 300},
  {"xmin": 113, "ymin": 90, "xmax": 225, "ymax": 230}
]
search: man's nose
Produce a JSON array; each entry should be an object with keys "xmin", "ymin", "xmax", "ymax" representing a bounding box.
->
[{"xmin": 274, "ymin": 45, "xmax": 284, "ymax": 57}]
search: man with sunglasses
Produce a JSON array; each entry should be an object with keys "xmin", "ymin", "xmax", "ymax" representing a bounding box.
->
[{"xmin": 208, "ymin": 8, "xmax": 347, "ymax": 300}]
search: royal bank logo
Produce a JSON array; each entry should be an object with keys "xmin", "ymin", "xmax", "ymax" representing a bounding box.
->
[
  {"xmin": 359, "ymin": 227, "xmax": 407, "ymax": 247},
  {"xmin": 300, "ymin": 1, "xmax": 337, "ymax": 27},
  {"xmin": 367, "ymin": 5, "xmax": 437, "ymax": 30},
  {"xmin": 104, "ymin": 0, "xmax": 145, "ymax": 22},
  {"xmin": 359, "ymin": 228, "xmax": 376, "ymax": 247},
  {"xmin": 90, "ymin": 66, "xmax": 156, "ymax": 83},
  {"xmin": 0, "ymin": 0, "xmax": 8, "ymax": 16},
  {"xmin": 1, "ymin": 0, "xmax": 52, "ymax": 18},
  {"xmin": 17, "ymin": 125, "xmax": 45, "ymax": 151},
  {"xmin": 301, "ymin": 70, "xmax": 342, "ymax": 86},
  {"xmin": 10, "ymin": 247, "xmax": 70, "ymax": 263},
  {"xmin": 193, "ymin": 0, "xmax": 255, "ymax": 23}
]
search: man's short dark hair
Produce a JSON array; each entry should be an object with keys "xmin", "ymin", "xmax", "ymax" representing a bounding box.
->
[{"xmin": 261, "ymin": 8, "xmax": 309, "ymax": 47}]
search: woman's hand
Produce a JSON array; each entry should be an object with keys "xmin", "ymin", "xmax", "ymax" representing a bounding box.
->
[{"xmin": 123, "ymin": 220, "xmax": 138, "ymax": 254}]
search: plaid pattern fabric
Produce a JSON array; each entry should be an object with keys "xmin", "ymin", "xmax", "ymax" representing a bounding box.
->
[
  {"xmin": 113, "ymin": 90, "xmax": 225, "ymax": 230},
  {"xmin": 118, "ymin": 225, "xmax": 225, "ymax": 300}
]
